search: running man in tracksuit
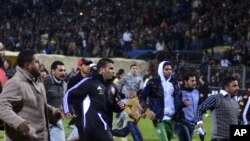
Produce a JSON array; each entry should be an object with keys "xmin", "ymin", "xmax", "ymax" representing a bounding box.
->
[{"xmin": 63, "ymin": 58, "xmax": 124, "ymax": 141}]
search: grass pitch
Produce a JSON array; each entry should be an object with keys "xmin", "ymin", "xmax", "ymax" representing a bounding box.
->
[{"xmin": 0, "ymin": 114, "xmax": 212, "ymax": 141}]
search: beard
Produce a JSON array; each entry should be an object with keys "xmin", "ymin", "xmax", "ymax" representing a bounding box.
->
[
  {"xmin": 31, "ymin": 69, "xmax": 41, "ymax": 79},
  {"xmin": 56, "ymin": 75, "xmax": 65, "ymax": 81}
]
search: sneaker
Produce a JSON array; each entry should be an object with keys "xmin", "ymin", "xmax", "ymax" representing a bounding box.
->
[
  {"xmin": 196, "ymin": 127, "xmax": 205, "ymax": 135},
  {"xmin": 67, "ymin": 125, "xmax": 75, "ymax": 129},
  {"xmin": 205, "ymin": 113, "xmax": 209, "ymax": 117}
]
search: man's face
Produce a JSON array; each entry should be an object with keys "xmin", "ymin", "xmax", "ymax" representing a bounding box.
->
[
  {"xmin": 247, "ymin": 87, "xmax": 250, "ymax": 95},
  {"xmin": 226, "ymin": 80, "xmax": 239, "ymax": 96},
  {"xmin": 79, "ymin": 64, "xmax": 90, "ymax": 75},
  {"xmin": 163, "ymin": 65, "xmax": 172, "ymax": 78},
  {"xmin": 27, "ymin": 55, "xmax": 40, "ymax": 78},
  {"xmin": 184, "ymin": 76, "xmax": 197, "ymax": 89},
  {"xmin": 52, "ymin": 65, "xmax": 66, "ymax": 80},
  {"xmin": 101, "ymin": 63, "xmax": 115, "ymax": 81},
  {"xmin": 130, "ymin": 66, "xmax": 138, "ymax": 75}
]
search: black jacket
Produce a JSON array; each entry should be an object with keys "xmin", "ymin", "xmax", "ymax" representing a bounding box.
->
[
  {"xmin": 43, "ymin": 75, "xmax": 66, "ymax": 108},
  {"xmin": 67, "ymin": 72, "xmax": 85, "ymax": 90},
  {"xmin": 67, "ymin": 71, "xmax": 122, "ymax": 130},
  {"xmin": 43, "ymin": 74, "xmax": 66, "ymax": 124},
  {"xmin": 140, "ymin": 75, "xmax": 183, "ymax": 122}
]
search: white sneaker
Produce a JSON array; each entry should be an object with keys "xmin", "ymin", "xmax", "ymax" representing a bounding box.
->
[
  {"xmin": 196, "ymin": 127, "xmax": 205, "ymax": 135},
  {"xmin": 205, "ymin": 113, "xmax": 209, "ymax": 117},
  {"xmin": 67, "ymin": 125, "xmax": 75, "ymax": 129}
]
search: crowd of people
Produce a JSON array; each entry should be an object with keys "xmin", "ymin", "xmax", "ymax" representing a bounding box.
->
[
  {"xmin": 0, "ymin": 0, "xmax": 250, "ymax": 141},
  {"xmin": 0, "ymin": 49, "xmax": 249, "ymax": 141},
  {"xmin": 0, "ymin": 0, "xmax": 249, "ymax": 60}
]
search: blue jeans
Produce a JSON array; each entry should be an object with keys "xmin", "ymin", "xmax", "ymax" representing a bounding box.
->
[
  {"xmin": 49, "ymin": 119, "xmax": 66, "ymax": 141},
  {"xmin": 112, "ymin": 121, "xmax": 143, "ymax": 141},
  {"xmin": 175, "ymin": 122, "xmax": 195, "ymax": 141},
  {"xmin": 127, "ymin": 121, "xmax": 143, "ymax": 141}
]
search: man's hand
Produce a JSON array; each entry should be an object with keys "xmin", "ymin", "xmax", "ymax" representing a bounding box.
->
[
  {"xmin": 183, "ymin": 100, "xmax": 190, "ymax": 107},
  {"xmin": 17, "ymin": 121, "xmax": 30, "ymax": 136},
  {"xmin": 65, "ymin": 113, "xmax": 77, "ymax": 119},
  {"xmin": 115, "ymin": 98, "xmax": 125, "ymax": 109},
  {"xmin": 196, "ymin": 123, "xmax": 204, "ymax": 129},
  {"xmin": 54, "ymin": 109, "xmax": 64, "ymax": 119},
  {"xmin": 200, "ymin": 93, "xmax": 204, "ymax": 97},
  {"xmin": 195, "ymin": 123, "xmax": 205, "ymax": 135},
  {"xmin": 145, "ymin": 108, "xmax": 156, "ymax": 120}
]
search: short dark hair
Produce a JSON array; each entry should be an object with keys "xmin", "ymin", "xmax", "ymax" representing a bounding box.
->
[
  {"xmin": 17, "ymin": 50, "xmax": 36, "ymax": 68},
  {"xmin": 51, "ymin": 61, "xmax": 64, "ymax": 70},
  {"xmin": 96, "ymin": 58, "xmax": 114, "ymax": 72},
  {"xmin": 183, "ymin": 72, "xmax": 196, "ymax": 81},
  {"xmin": 130, "ymin": 64, "xmax": 137, "ymax": 69},
  {"xmin": 117, "ymin": 69, "xmax": 125, "ymax": 76},
  {"xmin": 222, "ymin": 76, "xmax": 238, "ymax": 89}
]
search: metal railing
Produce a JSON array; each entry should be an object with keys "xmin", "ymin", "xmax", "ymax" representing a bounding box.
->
[{"xmin": 183, "ymin": 64, "xmax": 249, "ymax": 91}]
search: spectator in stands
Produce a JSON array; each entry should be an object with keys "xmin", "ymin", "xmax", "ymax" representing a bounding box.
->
[
  {"xmin": 4, "ymin": 59, "xmax": 16, "ymax": 79},
  {"xmin": 156, "ymin": 39, "xmax": 169, "ymax": 63},
  {"xmin": 122, "ymin": 28, "xmax": 133, "ymax": 55},
  {"xmin": 0, "ymin": 0, "xmax": 249, "ymax": 67}
]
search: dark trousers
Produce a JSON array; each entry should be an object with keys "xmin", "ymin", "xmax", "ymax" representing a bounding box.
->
[
  {"xmin": 77, "ymin": 126, "xmax": 114, "ymax": 141},
  {"xmin": 128, "ymin": 121, "xmax": 143, "ymax": 141},
  {"xmin": 76, "ymin": 119, "xmax": 114, "ymax": 141},
  {"xmin": 112, "ymin": 121, "xmax": 143, "ymax": 141},
  {"xmin": 112, "ymin": 126, "xmax": 130, "ymax": 137},
  {"xmin": 86, "ymin": 130, "xmax": 113, "ymax": 141},
  {"xmin": 175, "ymin": 122, "xmax": 195, "ymax": 141}
]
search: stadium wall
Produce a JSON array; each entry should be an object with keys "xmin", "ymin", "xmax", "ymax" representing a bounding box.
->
[
  {"xmin": 4, "ymin": 51, "xmax": 148, "ymax": 76},
  {"xmin": 37, "ymin": 55, "xmax": 148, "ymax": 76}
]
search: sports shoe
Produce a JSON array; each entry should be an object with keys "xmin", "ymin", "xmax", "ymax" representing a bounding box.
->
[
  {"xmin": 205, "ymin": 113, "xmax": 209, "ymax": 117},
  {"xmin": 196, "ymin": 127, "xmax": 205, "ymax": 135},
  {"xmin": 67, "ymin": 125, "xmax": 75, "ymax": 129}
]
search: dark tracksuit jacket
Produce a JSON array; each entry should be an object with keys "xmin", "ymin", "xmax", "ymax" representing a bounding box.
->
[
  {"xmin": 67, "ymin": 72, "xmax": 85, "ymax": 90},
  {"xmin": 67, "ymin": 71, "xmax": 122, "ymax": 141}
]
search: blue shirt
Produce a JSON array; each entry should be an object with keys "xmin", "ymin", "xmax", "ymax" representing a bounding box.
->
[{"xmin": 182, "ymin": 88, "xmax": 199, "ymax": 124}]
